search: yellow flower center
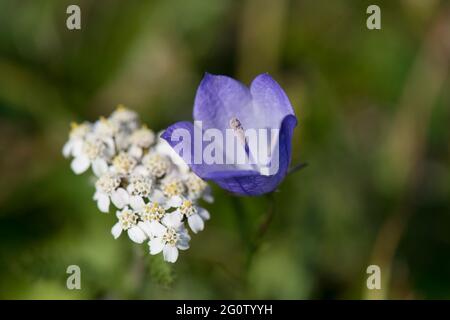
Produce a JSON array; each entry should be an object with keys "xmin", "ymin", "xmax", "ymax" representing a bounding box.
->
[{"xmin": 113, "ymin": 152, "xmax": 137, "ymax": 175}]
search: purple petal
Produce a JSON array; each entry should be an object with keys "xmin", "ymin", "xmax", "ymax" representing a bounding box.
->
[
  {"xmin": 250, "ymin": 73, "xmax": 295, "ymax": 129},
  {"xmin": 161, "ymin": 121, "xmax": 247, "ymax": 178},
  {"xmin": 193, "ymin": 73, "xmax": 252, "ymax": 132}
]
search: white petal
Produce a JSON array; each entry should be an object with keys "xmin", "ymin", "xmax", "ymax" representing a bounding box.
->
[
  {"xmin": 162, "ymin": 211, "xmax": 183, "ymax": 229},
  {"xmin": 197, "ymin": 207, "xmax": 210, "ymax": 220},
  {"xmin": 150, "ymin": 189, "xmax": 166, "ymax": 204},
  {"xmin": 111, "ymin": 188, "xmax": 129, "ymax": 209},
  {"xmin": 129, "ymin": 195, "xmax": 145, "ymax": 211},
  {"xmin": 92, "ymin": 158, "xmax": 108, "ymax": 177},
  {"xmin": 104, "ymin": 138, "xmax": 116, "ymax": 156},
  {"xmin": 97, "ymin": 193, "xmax": 110, "ymax": 213},
  {"xmin": 177, "ymin": 233, "xmax": 191, "ymax": 250},
  {"xmin": 188, "ymin": 214, "xmax": 204, "ymax": 233},
  {"xmin": 177, "ymin": 239, "xmax": 190, "ymax": 251},
  {"xmin": 62, "ymin": 141, "xmax": 72, "ymax": 158},
  {"xmin": 149, "ymin": 221, "xmax": 166, "ymax": 237},
  {"xmin": 127, "ymin": 226, "xmax": 147, "ymax": 243},
  {"xmin": 167, "ymin": 195, "xmax": 182, "ymax": 208},
  {"xmin": 138, "ymin": 221, "xmax": 152, "ymax": 237},
  {"xmin": 71, "ymin": 155, "xmax": 90, "ymax": 174},
  {"xmin": 179, "ymin": 228, "xmax": 191, "ymax": 241},
  {"xmin": 202, "ymin": 189, "xmax": 214, "ymax": 203},
  {"xmin": 132, "ymin": 165, "xmax": 148, "ymax": 176},
  {"xmin": 72, "ymin": 139, "xmax": 83, "ymax": 157},
  {"xmin": 111, "ymin": 222, "xmax": 122, "ymax": 239},
  {"xmin": 129, "ymin": 146, "xmax": 143, "ymax": 159},
  {"xmin": 149, "ymin": 238, "xmax": 164, "ymax": 255},
  {"xmin": 163, "ymin": 245, "xmax": 179, "ymax": 263}
]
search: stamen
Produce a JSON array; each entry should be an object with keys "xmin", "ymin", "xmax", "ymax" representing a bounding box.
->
[
  {"xmin": 230, "ymin": 117, "xmax": 250, "ymax": 155},
  {"xmin": 229, "ymin": 117, "xmax": 247, "ymax": 147}
]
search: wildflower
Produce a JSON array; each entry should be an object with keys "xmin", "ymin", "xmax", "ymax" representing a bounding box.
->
[
  {"xmin": 162, "ymin": 73, "xmax": 297, "ymax": 196},
  {"xmin": 184, "ymin": 172, "xmax": 213, "ymax": 203},
  {"xmin": 94, "ymin": 172, "xmax": 123, "ymax": 212},
  {"xmin": 112, "ymin": 152, "xmax": 137, "ymax": 175},
  {"xmin": 155, "ymin": 135, "xmax": 190, "ymax": 174},
  {"xmin": 111, "ymin": 207, "xmax": 147, "ymax": 244},
  {"xmin": 128, "ymin": 125, "xmax": 155, "ymax": 158},
  {"xmin": 147, "ymin": 212, "xmax": 190, "ymax": 263},
  {"xmin": 109, "ymin": 104, "xmax": 139, "ymax": 131},
  {"xmin": 71, "ymin": 134, "xmax": 112, "ymax": 176},
  {"xmin": 63, "ymin": 106, "xmax": 213, "ymax": 263},
  {"xmin": 140, "ymin": 152, "xmax": 171, "ymax": 179},
  {"xmin": 125, "ymin": 174, "xmax": 153, "ymax": 210},
  {"xmin": 62, "ymin": 122, "xmax": 90, "ymax": 158},
  {"xmin": 177, "ymin": 199, "xmax": 210, "ymax": 233}
]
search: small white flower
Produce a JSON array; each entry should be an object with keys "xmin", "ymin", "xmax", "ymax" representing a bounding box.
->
[
  {"xmin": 177, "ymin": 199, "xmax": 210, "ymax": 233},
  {"xmin": 63, "ymin": 122, "xmax": 91, "ymax": 158},
  {"xmin": 93, "ymin": 117, "xmax": 118, "ymax": 138},
  {"xmin": 128, "ymin": 126, "xmax": 155, "ymax": 159},
  {"xmin": 150, "ymin": 176, "xmax": 187, "ymax": 208},
  {"xmin": 112, "ymin": 152, "xmax": 137, "ymax": 175},
  {"xmin": 111, "ymin": 207, "xmax": 147, "ymax": 244},
  {"xmin": 137, "ymin": 201, "xmax": 167, "ymax": 236},
  {"xmin": 161, "ymin": 176, "xmax": 185, "ymax": 198},
  {"xmin": 93, "ymin": 172, "xmax": 124, "ymax": 212},
  {"xmin": 184, "ymin": 172, "xmax": 214, "ymax": 203},
  {"xmin": 155, "ymin": 135, "xmax": 190, "ymax": 174},
  {"xmin": 64, "ymin": 107, "xmax": 213, "ymax": 264},
  {"xmin": 147, "ymin": 212, "xmax": 190, "ymax": 263},
  {"xmin": 141, "ymin": 152, "xmax": 171, "ymax": 179},
  {"xmin": 125, "ymin": 174, "xmax": 153, "ymax": 210},
  {"xmin": 70, "ymin": 134, "xmax": 111, "ymax": 176},
  {"xmin": 109, "ymin": 104, "xmax": 139, "ymax": 131}
]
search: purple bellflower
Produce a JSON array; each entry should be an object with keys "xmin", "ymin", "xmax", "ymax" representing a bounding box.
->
[{"xmin": 162, "ymin": 73, "xmax": 297, "ymax": 196}]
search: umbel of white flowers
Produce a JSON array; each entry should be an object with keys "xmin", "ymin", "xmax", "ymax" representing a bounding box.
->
[{"xmin": 63, "ymin": 105, "xmax": 213, "ymax": 263}]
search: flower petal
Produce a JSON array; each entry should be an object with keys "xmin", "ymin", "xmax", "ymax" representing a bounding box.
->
[
  {"xmin": 149, "ymin": 238, "xmax": 164, "ymax": 255},
  {"xmin": 150, "ymin": 189, "xmax": 166, "ymax": 203},
  {"xmin": 249, "ymin": 73, "xmax": 295, "ymax": 129},
  {"xmin": 149, "ymin": 221, "xmax": 166, "ymax": 237},
  {"xmin": 128, "ymin": 145, "xmax": 143, "ymax": 159},
  {"xmin": 127, "ymin": 226, "xmax": 147, "ymax": 243},
  {"xmin": 188, "ymin": 214, "xmax": 204, "ymax": 233},
  {"xmin": 138, "ymin": 221, "xmax": 152, "ymax": 237},
  {"xmin": 72, "ymin": 140, "xmax": 83, "ymax": 157},
  {"xmin": 111, "ymin": 222, "xmax": 122, "ymax": 239},
  {"xmin": 62, "ymin": 141, "xmax": 72, "ymax": 158},
  {"xmin": 197, "ymin": 207, "xmax": 210, "ymax": 220},
  {"xmin": 163, "ymin": 245, "xmax": 179, "ymax": 263},
  {"xmin": 111, "ymin": 188, "xmax": 129, "ymax": 209},
  {"xmin": 71, "ymin": 155, "xmax": 90, "ymax": 174},
  {"xmin": 166, "ymin": 195, "xmax": 182, "ymax": 208},
  {"xmin": 161, "ymin": 122, "xmax": 250, "ymax": 178},
  {"xmin": 177, "ymin": 239, "xmax": 190, "ymax": 251},
  {"xmin": 162, "ymin": 211, "xmax": 183, "ymax": 229},
  {"xmin": 97, "ymin": 193, "xmax": 110, "ymax": 213},
  {"xmin": 92, "ymin": 158, "xmax": 108, "ymax": 177},
  {"xmin": 129, "ymin": 195, "xmax": 144, "ymax": 211},
  {"xmin": 193, "ymin": 73, "xmax": 252, "ymax": 132}
]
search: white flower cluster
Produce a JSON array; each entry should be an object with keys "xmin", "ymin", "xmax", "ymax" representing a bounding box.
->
[{"xmin": 63, "ymin": 105, "xmax": 213, "ymax": 263}]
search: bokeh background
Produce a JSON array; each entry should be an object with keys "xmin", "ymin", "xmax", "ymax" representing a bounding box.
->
[{"xmin": 0, "ymin": 0, "xmax": 449, "ymax": 299}]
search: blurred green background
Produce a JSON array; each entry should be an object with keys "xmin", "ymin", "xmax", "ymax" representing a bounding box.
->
[{"xmin": 0, "ymin": 0, "xmax": 449, "ymax": 299}]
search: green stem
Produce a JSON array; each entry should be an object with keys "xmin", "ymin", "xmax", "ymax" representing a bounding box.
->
[{"xmin": 231, "ymin": 193, "xmax": 276, "ymax": 281}]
